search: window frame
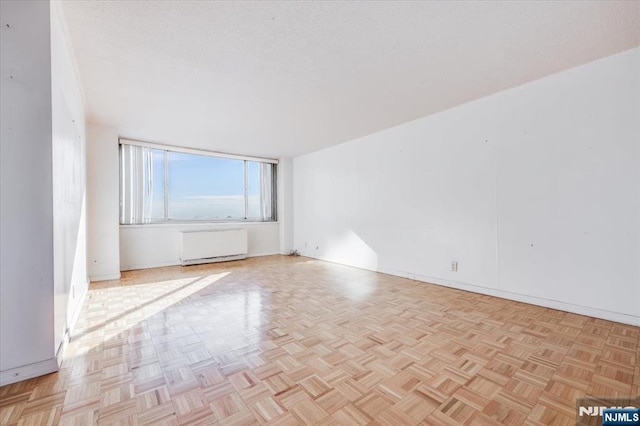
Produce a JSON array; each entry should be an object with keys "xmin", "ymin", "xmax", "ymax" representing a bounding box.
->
[{"xmin": 119, "ymin": 138, "xmax": 278, "ymax": 224}]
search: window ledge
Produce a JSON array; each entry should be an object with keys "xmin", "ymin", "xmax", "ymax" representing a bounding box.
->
[{"xmin": 120, "ymin": 221, "xmax": 279, "ymax": 229}]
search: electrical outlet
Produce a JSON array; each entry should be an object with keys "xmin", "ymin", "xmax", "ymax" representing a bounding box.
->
[
  {"xmin": 451, "ymin": 261, "xmax": 458, "ymax": 272},
  {"xmin": 305, "ymin": 242, "xmax": 308, "ymax": 248}
]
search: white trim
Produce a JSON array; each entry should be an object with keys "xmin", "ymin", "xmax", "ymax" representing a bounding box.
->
[
  {"xmin": 90, "ymin": 272, "xmax": 122, "ymax": 282},
  {"xmin": 246, "ymin": 252, "xmax": 280, "ymax": 258},
  {"xmin": 299, "ymin": 254, "xmax": 639, "ymax": 326},
  {"xmin": 163, "ymin": 150, "xmax": 169, "ymax": 219},
  {"xmin": 68, "ymin": 282, "xmax": 88, "ymax": 337},
  {"xmin": 119, "ymin": 220, "xmax": 280, "ymax": 229},
  {"xmin": 55, "ymin": 280, "xmax": 89, "ymax": 367},
  {"xmin": 120, "ymin": 252, "xmax": 279, "ymax": 272},
  {"xmin": 119, "ymin": 138, "xmax": 278, "ymax": 164},
  {"xmin": 377, "ymin": 267, "xmax": 640, "ymax": 327},
  {"xmin": 56, "ymin": 332, "xmax": 69, "ymax": 369},
  {"xmin": 121, "ymin": 260, "xmax": 181, "ymax": 271},
  {"xmin": 182, "ymin": 254, "xmax": 246, "ymax": 266},
  {"xmin": 0, "ymin": 358, "xmax": 59, "ymax": 386}
]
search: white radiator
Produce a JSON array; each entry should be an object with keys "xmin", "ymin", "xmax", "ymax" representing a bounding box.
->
[{"xmin": 180, "ymin": 229, "xmax": 248, "ymax": 265}]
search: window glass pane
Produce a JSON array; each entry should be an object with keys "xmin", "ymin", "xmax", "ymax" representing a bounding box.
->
[
  {"xmin": 167, "ymin": 152, "xmax": 245, "ymax": 220},
  {"xmin": 247, "ymin": 161, "xmax": 260, "ymax": 219},
  {"xmin": 150, "ymin": 149, "xmax": 165, "ymax": 221},
  {"xmin": 120, "ymin": 142, "xmax": 276, "ymax": 224}
]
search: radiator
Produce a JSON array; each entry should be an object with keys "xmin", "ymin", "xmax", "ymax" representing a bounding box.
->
[{"xmin": 180, "ymin": 229, "xmax": 248, "ymax": 265}]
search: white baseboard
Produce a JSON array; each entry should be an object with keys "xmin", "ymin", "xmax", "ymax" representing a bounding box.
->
[
  {"xmin": 182, "ymin": 254, "xmax": 246, "ymax": 266},
  {"xmin": 121, "ymin": 252, "xmax": 280, "ymax": 272},
  {"xmin": 55, "ymin": 331, "xmax": 70, "ymax": 369},
  {"xmin": 378, "ymin": 267, "xmax": 640, "ymax": 327},
  {"xmin": 0, "ymin": 358, "xmax": 58, "ymax": 387},
  {"xmin": 55, "ymin": 280, "xmax": 89, "ymax": 367},
  {"xmin": 247, "ymin": 252, "xmax": 280, "ymax": 258},
  {"xmin": 90, "ymin": 272, "xmax": 121, "ymax": 282},
  {"xmin": 299, "ymin": 254, "xmax": 639, "ymax": 326},
  {"xmin": 68, "ymin": 283, "xmax": 88, "ymax": 338},
  {"xmin": 120, "ymin": 260, "xmax": 182, "ymax": 271}
]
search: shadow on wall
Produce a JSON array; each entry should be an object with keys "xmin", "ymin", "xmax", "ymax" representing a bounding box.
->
[
  {"xmin": 52, "ymin": 91, "xmax": 87, "ymax": 351},
  {"xmin": 321, "ymin": 229, "xmax": 379, "ymax": 272},
  {"xmin": 54, "ymin": 191, "xmax": 88, "ymax": 352}
]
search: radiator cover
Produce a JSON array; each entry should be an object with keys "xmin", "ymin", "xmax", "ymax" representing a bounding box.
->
[{"xmin": 180, "ymin": 229, "xmax": 248, "ymax": 265}]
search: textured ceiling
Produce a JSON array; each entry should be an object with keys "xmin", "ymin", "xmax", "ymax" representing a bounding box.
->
[{"xmin": 61, "ymin": 1, "xmax": 640, "ymax": 158}]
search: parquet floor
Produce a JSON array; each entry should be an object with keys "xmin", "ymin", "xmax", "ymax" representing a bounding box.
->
[{"xmin": 0, "ymin": 255, "xmax": 638, "ymax": 425}]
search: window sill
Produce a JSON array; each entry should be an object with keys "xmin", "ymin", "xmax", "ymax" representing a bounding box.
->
[{"xmin": 120, "ymin": 221, "xmax": 279, "ymax": 229}]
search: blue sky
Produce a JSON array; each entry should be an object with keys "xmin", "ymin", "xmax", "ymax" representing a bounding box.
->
[{"xmin": 150, "ymin": 150, "xmax": 261, "ymax": 220}]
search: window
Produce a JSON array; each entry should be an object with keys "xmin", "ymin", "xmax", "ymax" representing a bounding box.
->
[{"xmin": 120, "ymin": 141, "xmax": 277, "ymax": 224}]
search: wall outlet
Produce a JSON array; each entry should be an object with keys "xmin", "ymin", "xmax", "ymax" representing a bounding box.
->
[{"xmin": 451, "ymin": 261, "xmax": 458, "ymax": 272}]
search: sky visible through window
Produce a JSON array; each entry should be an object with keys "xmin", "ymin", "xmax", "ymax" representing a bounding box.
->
[
  {"xmin": 150, "ymin": 152, "xmax": 260, "ymax": 220},
  {"xmin": 120, "ymin": 144, "xmax": 274, "ymax": 224}
]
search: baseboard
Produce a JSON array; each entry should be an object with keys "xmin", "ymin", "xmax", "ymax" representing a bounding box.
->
[
  {"xmin": 378, "ymin": 267, "xmax": 640, "ymax": 326},
  {"xmin": 55, "ymin": 331, "xmax": 70, "ymax": 369},
  {"xmin": 90, "ymin": 272, "xmax": 121, "ymax": 282},
  {"xmin": 55, "ymin": 280, "xmax": 89, "ymax": 368},
  {"xmin": 299, "ymin": 254, "xmax": 639, "ymax": 326},
  {"xmin": 121, "ymin": 252, "xmax": 280, "ymax": 271},
  {"xmin": 299, "ymin": 253, "xmax": 377, "ymax": 273},
  {"xmin": 68, "ymin": 283, "xmax": 88, "ymax": 338},
  {"xmin": 181, "ymin": 254, "xmax": 246, "ymax": 266},
  {"xmin": 120, "ymin": 260, "xmax": 181, "ymax": 271},
  {"xmin": 247, "ymin": 252, "xmax": 280, "ymax": 258},
  {"xmin": 0, "ymin": 358, "xmax": 59, "ymax": 386}
]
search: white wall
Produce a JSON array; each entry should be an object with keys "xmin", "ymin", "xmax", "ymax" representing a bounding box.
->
[
  {"xmin": 84, "ymin": 127, "xmax": 284, "ymax": 272},
  {"xmin": 120, "ymin": 223, "xmax": 280, "ymax": 271},
  {"xmin": 294, "ymin": 48, "xmax": 640, "ymax": 325},
  {"xmin": 0, "ymin": 1, "xmax": 57, "ymax": 384},
  {"xmin": 278, "ymin": 157, "xmax": 294, "ymax": 254},
  {"xmin": 51, "ymin": 0, "xmax": 88, "ymax": 355},
  {"xmin": 83, "ymin": 133, "xmax": 284, "ymax": 272},
  {"xmin": 87, "ymin": 123, "xmax": 120, "ymax": 281},
  {"xmin": 0, "ymin": 1, "xmax": 89, "ymax": 385}
]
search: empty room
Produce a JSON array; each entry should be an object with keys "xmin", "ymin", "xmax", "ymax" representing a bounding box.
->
[{"xmin": 1, "ymin": 0, "xmax": 639, "ymax": 425}]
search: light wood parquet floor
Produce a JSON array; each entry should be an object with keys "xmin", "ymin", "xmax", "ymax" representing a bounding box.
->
[{"xmin": 0, "ymin": 255, "xmax": 638, "ymax": 425}]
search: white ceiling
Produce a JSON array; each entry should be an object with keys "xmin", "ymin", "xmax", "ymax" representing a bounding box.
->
[{"xmin": 61, "ymin": 1, "xmax": 640, "ymax": 158}]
